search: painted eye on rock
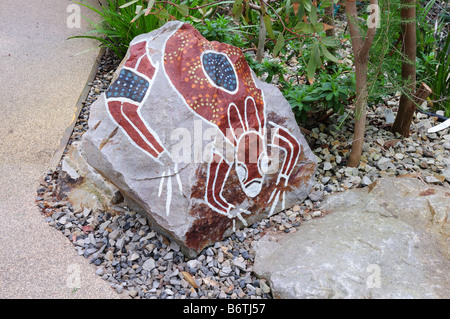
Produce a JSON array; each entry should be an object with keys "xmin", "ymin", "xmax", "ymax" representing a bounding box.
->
[{"xmin": 201, "ymin": 52, "xmax": 238, "ymax": 93}]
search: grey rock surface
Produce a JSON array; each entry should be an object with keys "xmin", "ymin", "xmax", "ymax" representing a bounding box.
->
[{"xmin": 253, "ymin": 178, "xmax": 449, "ymax": 299}]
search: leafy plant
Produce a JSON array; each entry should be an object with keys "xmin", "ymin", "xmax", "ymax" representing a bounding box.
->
[
  {"xmin": 194, "ymin": 15, "xmax": 256, "ymax": 48},
  {"xmin": 312, "ymin": 67, "xmax": 353, "ymax": 114},
  {"xmin": 282, "ymin": 65, "xmax": 355, "ymax": 123},
  {"xmin": 70, "ymin": 0, "xmax": 217, "ymax": 59},
  {"xmin": 231, "ymin": 0, "xmax": 342, "ymax": 82},
  {"xmin": 431, "ymin": 31, "xmax": 450, "ymax": 116},
  {"xmin": 247, "ymin": 57, "xmax": 287, "ymax": 84},
  {"xmin": 283, "ymin": 81, "xmax": 316, "ymax": 122},
  {"xmin": 415, "ymin": 0, "xmax": 450, "ymax": 116}
]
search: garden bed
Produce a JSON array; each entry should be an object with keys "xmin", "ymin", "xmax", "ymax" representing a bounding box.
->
[{"xmin": 36, "ymin": 44, "xmax": 449, "ymax": 299}]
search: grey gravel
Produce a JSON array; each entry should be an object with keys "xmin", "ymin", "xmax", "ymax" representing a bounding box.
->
[{"xmin": 36, "ymin": 48, "xmax": 449, "ymax": 300}]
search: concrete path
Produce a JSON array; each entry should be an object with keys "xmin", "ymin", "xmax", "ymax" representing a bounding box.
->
[{"xmin": 0, "ymin": 0, "xmax": 121, "ymax": 298}]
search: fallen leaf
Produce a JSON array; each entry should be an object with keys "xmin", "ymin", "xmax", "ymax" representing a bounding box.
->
[
  {"xmin": 322, "ymin": 23, "xmax": 335, "ymax": 31},
  {"xmin": 181, "ymin": 271, "xmax": 199, "ymax": 289},
  {"xmin": 384, "ymin": 139, "xmax": 400, "ymax": 148},
  {"xmin": 293, "ymin": 2, "xmax": 299, "ymax": 15}
]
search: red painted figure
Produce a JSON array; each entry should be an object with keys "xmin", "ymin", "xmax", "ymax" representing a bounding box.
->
[{"xmin": 105, "ymin": 40, "xmax": 164, "ymax": 159}]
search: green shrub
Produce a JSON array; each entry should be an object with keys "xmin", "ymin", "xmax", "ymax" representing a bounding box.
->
[{"xmin": 71, "ymin": 0, "xmax": 217, "ymax": 59}]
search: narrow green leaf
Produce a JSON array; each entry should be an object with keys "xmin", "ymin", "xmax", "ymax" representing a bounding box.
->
[
  {"xmin": 175, "ymin": 4, "xmax": 189, "ymax": 17},
  {"xmin": 303, "ymin": 0, "xmax": 312, "ymax": 12},
  {"xmin": 119, "ymin": 0, "xmax": 139, "ymax": 9},
  {"xmin": 203, "ymin": 7, "xmax": 213, "ymax": 17},
  {"xmin": 145, "ymin": 0, "xmax": 155, "ymax": 15},
  {"xmin": 157, "ymin": 8, "xmax": 170, "ymax": 21},
  {"xmin": 297, "ymin": 2, "xmax": 305, "ymax": 21},
  {"xmin": 130, "ymin": 9, "xmax": 145, "ymax": 23},
  {"xmin": 313, "ymin": 23, "xmax": 324, "ymax": 33},
  {"xmin": 294, "ymin": 22, "xmax": 315, "ymax": 34},
  {"xmin": 190, "ymin": 15, "xmax": 202, "ymax": 23},
  {"xmin": 321, "ymin": 37, "xmax": 341, "ymax": 47},
  {"xmin": 313, "ymin": 44, "xmax": 322, "ymax": 66},
  {"xmin": 273, "ymin": 33, "xmax": 285, "ymax": 57},
  {"xmin": 310, "ymin": 3, "xmax": 317, "ymax": 24},
  {"xmin": 321, "ymin": 0, "xmax": 334, "ymax": 8},
  {"xmin": 321, "ymin": 44, "xmax": 339, "ymax": 62},
  {"xmin": 307, "ymin": 47, "xmax": 318, "ymax": 84},
  {"xmin": 286, "ymin": 0, "xmax": 291, "ymax": 17},
  {"xmin": 232, "ymin": 0, "xmax": 243, "ymax": 20},
  {"xmin": 263, "ymin": 14, "xmax": 275, "ymax": 39}
]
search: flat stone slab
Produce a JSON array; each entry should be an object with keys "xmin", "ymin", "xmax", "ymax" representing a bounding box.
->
[{"xmin": 253, "ymin": 178, "xmax": 449, "ymax": 299}]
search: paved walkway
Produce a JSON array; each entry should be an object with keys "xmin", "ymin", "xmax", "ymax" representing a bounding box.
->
[{"xmin": 0, "ymin": 0, "xmax": 120, "ymax": 298}]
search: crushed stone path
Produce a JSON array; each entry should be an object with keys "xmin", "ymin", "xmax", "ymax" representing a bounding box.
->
[{"xmin": 0, "ymin": 0, "xmax": 122, "ymax": 298}]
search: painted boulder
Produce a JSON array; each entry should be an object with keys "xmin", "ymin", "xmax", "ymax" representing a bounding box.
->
[{"xmin": 81, "ymin": 21, "xmax": 317, "ymax": 257}]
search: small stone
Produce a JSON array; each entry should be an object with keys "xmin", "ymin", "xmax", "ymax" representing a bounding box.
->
[
  {"xmin": 420, "ymin": 161, "xmax": 429, "ymax": 169},
  {"xmin": 442, "ymin": 169, "xmax": 450, "ymax": 182},
  {"xmin": 187, "ymin": 260, "xmax": 200, "ymax": 269},
  {"xmin": 58, "ymin": 216, "xmax": 68, "ymax": 225},
  {"xmin": 83, "ymin": 208, "xmax": 91, "ymax": 218},
  {"xmin": 163, "ymin": 252, "xmax": 174, "ymax": 260},
  {"xmin": 425, "ymin": 175, "xmax": 440, "ymax": 184},
  {"xmin": 93, "ymin": 259, "xmax": 102, "ymax": 266},
  {"xmin": 323, "ymin": 162, "xmax": 333, "ymax": 171},
  {"xmin": 377, "ymin": 157, "xmax": 393, "ymax": 171},
  {"xmin": 395, "ymin": 153, "xmax": 404, "ymax": 160},
  {"xmin": 169, "ymin": 241, "xmax": 180, "ymax": 252},
  {"xmin": 142, "ymin": 258, "xmax": 156, "ymax": 271},
  {"xmin": 105, "ymin": 250, "xmax": 114, "ymax": 261},
  {"xmin": 312, "ymin": 211, "xmax": 322, "ymax": 217},
  {"xmin": 260, "ymin": 280, "xmax": 271, "ymax": 294},
  {"xmin": 308, "ymin": 191, "xmax": 323, "ymax": 202},
  {"xmin": 321, "ymin": 176, "xmax": 331, "ymax": 184},
  {"xmin": 219, "ymin": 266, "xmax": 232, "ymax": 277},
  {"xmin": 233, "ymin": 257, "xmax": 247, "ymax": 271},
  {"xmin": 137, "ymin": 217, "xmax": 147, "ymax": 226},
  {"xmin": 361, "ymin": 176, "xmax": 372, "ymax": 186},
  {"xmin": 129, "ymin": 252, "xmax": 140, "ymax": 261}
]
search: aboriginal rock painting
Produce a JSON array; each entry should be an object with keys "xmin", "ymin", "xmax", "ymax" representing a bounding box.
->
[
  {"xmin": 105, "ymin": 23, "xmax": 302, "ymax": 225},
  {"xmin": 105, "ymin": 40, "xmax": 165, "ymax": 160}
]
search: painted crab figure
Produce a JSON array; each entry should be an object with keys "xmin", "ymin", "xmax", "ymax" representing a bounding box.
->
[{"xmin": 105, "ymin": 23, "xmax": 302, "ymax": 222}]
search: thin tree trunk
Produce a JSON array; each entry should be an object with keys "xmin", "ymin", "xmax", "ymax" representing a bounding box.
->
[
  {"xmin": 346, "ymin": 0, "xmax": 378, "ymax": 167},
  {"xmin": 348, "ymin": 61, "xmax": 369, "ymax": 167},
  {"xmin": 391, "ymin": 0, "xmax": 416, "ymax": 136},
  {"xmin": 324, "ymin": 4, "xmax": 335, "ymax": 37}
]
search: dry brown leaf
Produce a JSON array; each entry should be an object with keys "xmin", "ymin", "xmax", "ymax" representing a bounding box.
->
[
  {"xmin": 181, "ymin": 271, "xmax": 199, "ymax": 289},
  {"xmin": 384, "ymin": 139, "xmax": 400, "ymax": 148},
  {"xmin": 293, "ymin": 2, "xmax": 299, "ymax": 15},
  {"xmin": 322, "ymin": 23, "xmax": 335, "ymax": 31}
]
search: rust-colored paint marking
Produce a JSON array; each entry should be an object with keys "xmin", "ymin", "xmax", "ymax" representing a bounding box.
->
[{"xmin": 419, "ymin": 188, "xmax": 436, "ymax": 196}]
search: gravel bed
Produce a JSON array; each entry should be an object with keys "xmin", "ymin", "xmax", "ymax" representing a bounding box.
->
[{"xmin": 36, "ymin": 48, "xmax": 449, "ymax": 299}]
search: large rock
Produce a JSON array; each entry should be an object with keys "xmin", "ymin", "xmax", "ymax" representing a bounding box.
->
[
  {"xmin": 253, "ymin": 178, "xmax": 449, "ymax": 298},
  {"xmin": 79, "ymin": 21, "xmax": 316, "ymax": 257}
]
